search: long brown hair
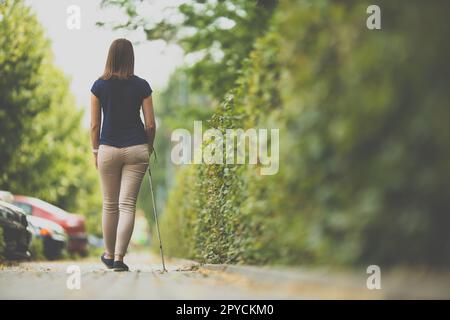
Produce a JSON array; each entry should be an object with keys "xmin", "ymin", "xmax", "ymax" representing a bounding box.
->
[{"xmin": 101, "ymin": 38, "xmax": 134, "ymax": 80}]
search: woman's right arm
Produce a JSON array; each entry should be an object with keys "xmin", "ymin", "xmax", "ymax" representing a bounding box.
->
[{"xmin": 142, "ymin": 95, "xmax": 156, "ymax": 153}]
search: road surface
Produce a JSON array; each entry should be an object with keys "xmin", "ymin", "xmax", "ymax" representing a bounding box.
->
[
  {"xmin": 0, "ymin": 252, "xmax": 298, "ymax": 299},
  {"xmin": 1, "ymin": 252, "xmax": 449, "ymax": 299}
]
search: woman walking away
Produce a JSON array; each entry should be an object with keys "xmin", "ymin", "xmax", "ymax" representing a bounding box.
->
[{"xmin": 90, "ymin": 38, "xmax": 156, "ymax": 272}]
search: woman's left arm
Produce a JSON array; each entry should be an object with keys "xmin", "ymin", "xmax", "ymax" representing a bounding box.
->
[
  {"xmin": 90, "ymin": 93, "xmax": 101, "ymax": 169},
  {"xmin": 142, "ymin": 95, "xmax": 156, "ymax": 153}
]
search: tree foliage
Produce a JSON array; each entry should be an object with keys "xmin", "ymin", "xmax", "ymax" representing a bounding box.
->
[
  {"xmin": 0, "ymin": 0, "xmax": 50, "ymax": 181},
  {"xmin": 99, "ymin": 0, "xmax": 277, "ymax": 99},
  {"xmin": 0, "ymin": 0, "xmax": 102, "ymax": 235}
]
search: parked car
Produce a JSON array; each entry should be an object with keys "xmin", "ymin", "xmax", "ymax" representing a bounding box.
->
[
  {"xmin": 13, "ymin": 196, "xmax": 88, "ymax": 256},
  {"xmin": 26, "ymin": 215, "xmax": 67, "ymax": 260},
  {"xmin": 0, "ymin": 200, "xmax": 32, "ymax": 259}
]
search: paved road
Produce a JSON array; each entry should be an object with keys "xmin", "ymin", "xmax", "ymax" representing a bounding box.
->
[
  {"xmin": 1, "ymin": 252, "xmax": 449, "ymax": 299},
  {"xmin": 0, "ymin": 252, "xmax": 303, "ymax": 299}
]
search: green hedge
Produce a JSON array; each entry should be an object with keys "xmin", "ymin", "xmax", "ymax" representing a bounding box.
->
[{"xmin": 160, "ymin": 0, "xmax": 450, "ymax": 267}]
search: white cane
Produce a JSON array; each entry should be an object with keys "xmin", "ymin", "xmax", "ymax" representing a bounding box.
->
[{"xmin": 147, "ymin": 149, "xmax": 168, "ymax": 273}]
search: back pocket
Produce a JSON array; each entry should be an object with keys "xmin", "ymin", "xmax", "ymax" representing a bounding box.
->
[
  {"xmin": 98, "ymin": 145, "xmax": 114, "ymax": 163},
  {"xmin": 133, "ymin": 144, "xmax": 149, "ymax": 164}
]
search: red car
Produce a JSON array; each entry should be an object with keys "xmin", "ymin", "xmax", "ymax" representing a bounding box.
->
[{"xmin": 13, "ymin": 195, "xmax": 88, "ymax": 255}]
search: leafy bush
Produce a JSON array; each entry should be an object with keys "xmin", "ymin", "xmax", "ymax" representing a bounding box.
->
[
  {"xmin": 271, "ymin": 0, "xmax": 450, "ymax": 266},
  {"xmin": 161, "ymin": 0, "xmax": 450, "ymax": 267},
  {"xmin": 159, "ymin": 33, "xmax": 281, "ymax": 264}
]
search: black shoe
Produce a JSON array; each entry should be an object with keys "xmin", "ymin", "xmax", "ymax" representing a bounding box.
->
[
  {"xmin": 101, "ymin": 253, "xmax": 114, "ymax": 269},
  {"xmin": 113, "ymin": 260, "xmax": 129, "ymax": 272}
]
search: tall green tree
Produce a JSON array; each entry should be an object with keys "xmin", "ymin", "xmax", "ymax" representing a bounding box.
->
[
  {"xmin": 98, "ymin": 0, "xmax": 277, "ymax": 99},
  {"xmin": 0, "ymin": 0, "xmax": 50, "ymax": 183},
  {"xmin": 0, "ymin": 0, "xmax": 102, "ymax": 235}
]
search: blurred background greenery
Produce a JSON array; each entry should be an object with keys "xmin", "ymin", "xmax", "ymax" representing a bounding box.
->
[
  {"xmin": 0, "ymin": 1, "xmax": 102, "ymax": 236},
  {"xmin": 1, "ymin": 0, "xmax": 450, "ymax": 268}
]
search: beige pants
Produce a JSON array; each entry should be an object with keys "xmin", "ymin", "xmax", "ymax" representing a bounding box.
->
[{"xmin": 98, "ymin": 143, "xmax": 149, "ymax": 257}]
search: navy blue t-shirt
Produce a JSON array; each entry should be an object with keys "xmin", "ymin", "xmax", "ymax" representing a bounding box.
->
[{"xmin": 91, "ymin": 75, "xmax": 152, "ymax": 147}]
